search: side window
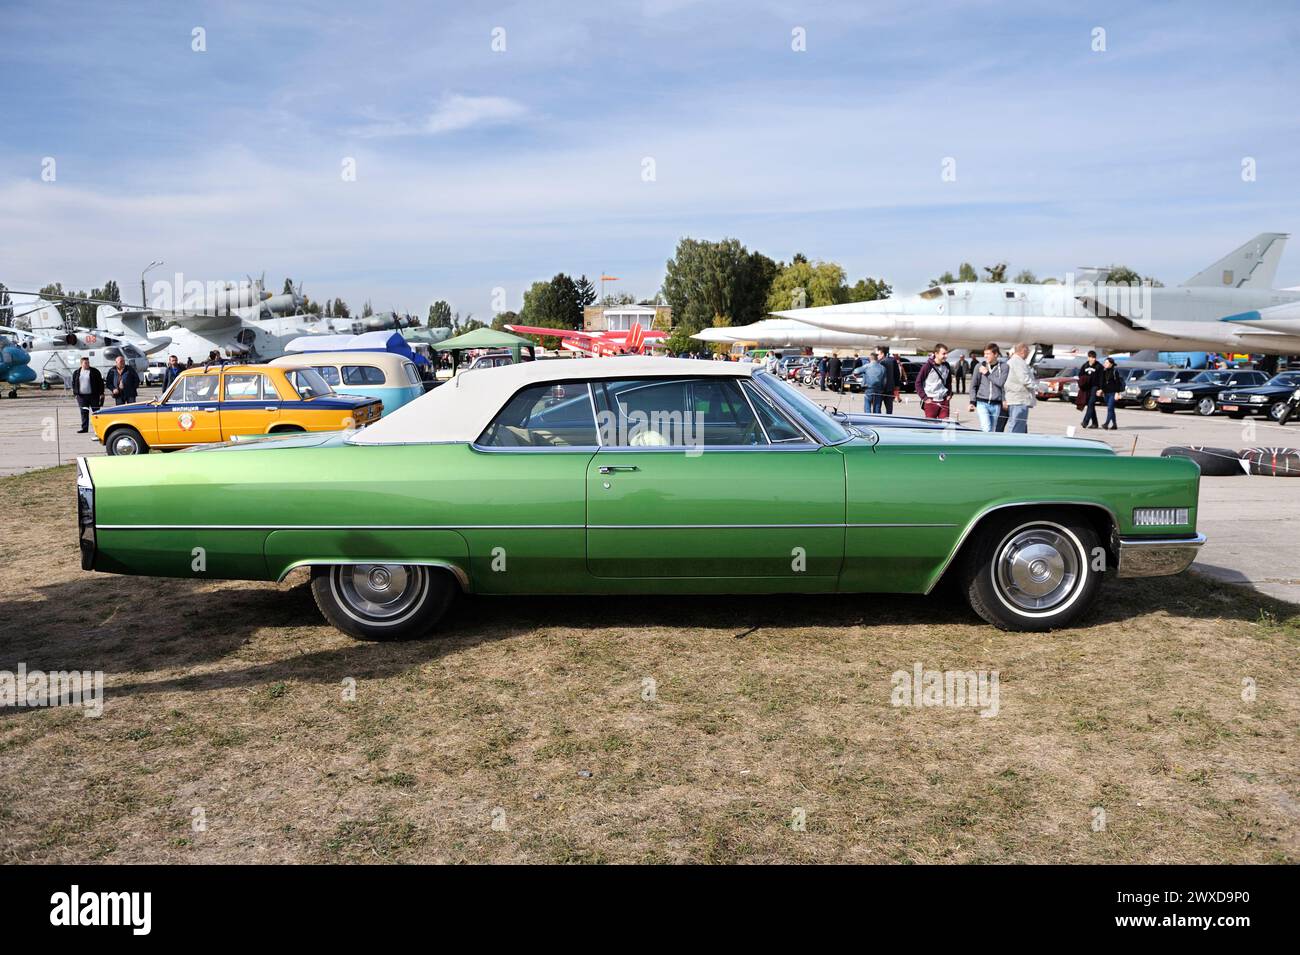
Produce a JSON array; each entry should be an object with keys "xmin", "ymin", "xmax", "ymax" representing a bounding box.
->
[
  {"xmin": 343, "ymin": 365, "xmax": 386, "ymax": 385},
  {"xmin": 313, "ymin": 366, "xmax": 341, "ymax": 386},
  {"xmin": 598, "ymin": 378, "xmax": 763, "ymax": 447},
  {"xmin": 477, "ymin": 381, "xmax": 598, "ymax": 449},
  {"xmin": 741, "ymin": 381, "xmax": 807, "ymax": 443},
  {"xmin": 403, "ymin": 363, "xmax": 421, "ymax": 385},
  {"xmin": 167, "ymin": 374, "xmax": 219, "ymax": 403},
  {"xmin": 223, "ymin": 373, "xmax": 264, "ymax": 400}
]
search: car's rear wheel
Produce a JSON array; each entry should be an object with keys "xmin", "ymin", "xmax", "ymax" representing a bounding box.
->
[
  {"xmin": 1196, "ymin": 397, "xmax": 1216, "ymax": 416},
  {"xmin": 961, "ymin": 512, "xmax": 1102, "ymax": 632},
  {"xmin": 105, "ymin": 426, "xmax": 147, "ymax": 456},
  {"xmin": 310, "ymin": 563, "xmax": 456, "ymax": 640}
]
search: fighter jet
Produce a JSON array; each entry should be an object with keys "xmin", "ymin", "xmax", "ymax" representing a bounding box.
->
[{"xmin": 774, "ymin": 233, "xmax": 1300, "ymax": 356}]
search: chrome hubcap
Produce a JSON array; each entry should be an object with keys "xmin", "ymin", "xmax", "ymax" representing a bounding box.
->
[
  {"xmin": 111, "ymin": 434, "xmax": 138, "ymax": 455},
  {"xmin": 995, "ymin": 526, "xmax": 1080, "ymax": 612},
  {"xmin": 335, "ymin": 564, "xmax": 425, "ymax": 620}
]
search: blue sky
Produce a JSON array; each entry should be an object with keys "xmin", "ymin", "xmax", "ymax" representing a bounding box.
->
[{"xmin": 2, "ymin": 0, "xmax": 1299, "ymax": 318}]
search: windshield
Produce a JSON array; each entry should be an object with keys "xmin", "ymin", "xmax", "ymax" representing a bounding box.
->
[
  {"xmin": 1191, "ymin": 371, "xmax": 1230, "ymax": 384},
  {"xmin": 753, "ymin": 371, "xmax": 851, "ymax": 444},
  {"xmin": 1266, "ymin": 373, "xmax": 1300, "ymax": 387},
  {"xmin": 284, "ymin": 367, "xmax": 335, "ymax": 399},
  {"xmin": 1145, "ymin": 370, "xmax": 1176, "ymax": 382}
]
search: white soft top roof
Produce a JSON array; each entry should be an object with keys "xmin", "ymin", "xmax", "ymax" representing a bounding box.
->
[{"xmin": 348, "ymin": 356, "xmax": 757, "ymax": 445}]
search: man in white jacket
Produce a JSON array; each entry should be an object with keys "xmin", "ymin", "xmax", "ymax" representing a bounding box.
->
[{"xmin": 1003, "ymin": 342, "xmax": 1038, "ymax": 434}]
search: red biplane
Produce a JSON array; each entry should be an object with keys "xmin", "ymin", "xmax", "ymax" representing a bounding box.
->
[{"xmin": 505, "ymin": 322, "xmax": 665, "ymax": 357}]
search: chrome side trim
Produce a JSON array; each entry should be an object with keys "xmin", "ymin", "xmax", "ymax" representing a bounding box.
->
[
  {"xmin": 921, "ymin": 500, "xmax": 1121, "ymax": 595},
  {"xmin": 98, "ymin": 523, "xmax": 587, "ymax": 530},
  {"xmin": 1115, "ymin": 534, "xmax": 1206, "ymax": 578},
  {"xmin": 276, "ymin": 559, "xmax": 471, "ymax": 591},
  {"xmin": 98, "ymin": 521, "xmax": 953, "ymax": 531}
]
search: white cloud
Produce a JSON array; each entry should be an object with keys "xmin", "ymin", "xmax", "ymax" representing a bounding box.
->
[{"xmin": 352, "ymin": 94, "xmax": 529, "ymax": 138}]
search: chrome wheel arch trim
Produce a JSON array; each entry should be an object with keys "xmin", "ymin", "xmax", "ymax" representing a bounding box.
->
[
  {"xmin": 278, "ymin": 558, "xmax": 470, "ymax": 592},
  {"xmin": 922, "ymin": 499, "xmax": 1120, "ymax": 596}
]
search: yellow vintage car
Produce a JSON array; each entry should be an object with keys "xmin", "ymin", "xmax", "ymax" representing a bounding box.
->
[{"xmin": 92, "ymin": 364, "xmax": 383, "ymax": 455}]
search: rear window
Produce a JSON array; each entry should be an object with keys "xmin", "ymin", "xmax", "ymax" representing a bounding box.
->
[
  {"xmin": 343, "ymin": 365, "xmax": 386, "ymax": 385},
  {"xmin": 312, "ymin": 365, "xmax": 341, "ymax": 386},
  {"xmin": 478, "ymin": 382, "xmax": 598, "ymax": 448}
]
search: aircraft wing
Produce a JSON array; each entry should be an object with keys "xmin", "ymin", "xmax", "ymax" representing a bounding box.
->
[
  {"xmin": 106, "ymin": 307, "xmax": 241, "ymax": 334},
  {"xmin": 506, "ymin": 324, "xmax": 665, "ymax": 339}
]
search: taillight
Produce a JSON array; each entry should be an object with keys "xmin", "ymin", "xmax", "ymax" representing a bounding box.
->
[{"xmin": 76, "ymin": 457, "xmax": 96, "ymax": 571}]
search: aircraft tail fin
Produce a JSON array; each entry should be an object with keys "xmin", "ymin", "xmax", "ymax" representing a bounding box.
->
[
  {"xmin": 98, "ymin": 304, "xmax": 151, "ymax": 340},
  {"xmin": 1182, "ymin": 232, "xmax": 1288, "ymax": 289}
]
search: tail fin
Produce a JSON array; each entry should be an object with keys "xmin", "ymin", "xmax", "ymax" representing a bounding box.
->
[
  {"xmin": 98, "ymin": 304, "xmax": 150, "ymax": 340},
  {"xmin": 1182, "ymin": 232, "xmax": 1288, "ymax": 289}
]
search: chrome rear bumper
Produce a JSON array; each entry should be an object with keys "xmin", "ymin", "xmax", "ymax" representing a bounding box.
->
[{"xmin": 1116, "ymin": 534, "xmax": 1206, "ymax": 578}]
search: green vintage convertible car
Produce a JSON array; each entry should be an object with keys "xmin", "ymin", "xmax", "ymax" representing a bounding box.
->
[{"xmin": 77, "ymin": 357, "xmax": 1205, "ymax": 638}]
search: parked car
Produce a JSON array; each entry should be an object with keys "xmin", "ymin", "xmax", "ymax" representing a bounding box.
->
[
  {"xmin": 1064, "ymin": 366, "xmax": 1153, "ymax": 403},
  {"xmin": 144, "ymin": 361, "xmax": 167, "ymax": 387},
  {"xmin": 1152, "ymin": 369, "xmax": 1269, "ymax": 416},
  {"xmin": 92, "ymin": 364, "xmax": 382, "ymax": 455},
  {"xmin": 1216, "ymin": 371, "xmax": 1300, "ymax": 421},
  {"xmin": 78, "ymin": 357, "xmax": 1204, "ymax": 638},
  {"xmin": 1037, "ymin": 365, "xmax": 1081, "ymax": 401},
  {"xmin": 1121, "ymin": 369, "xmax": 1201, "ymax": 410},
  {"xmin": 270, "ymin": 351, "xmax": 425, "ymax": 416},
  {"xmin": 466, "ymin": 351, "xmax": 516, "ymax": 371}
]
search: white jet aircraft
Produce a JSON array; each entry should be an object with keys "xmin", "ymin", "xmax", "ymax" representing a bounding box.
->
[{"xmin": 774, "ymin": 233, "xmax": 1300, "ymax": 356}]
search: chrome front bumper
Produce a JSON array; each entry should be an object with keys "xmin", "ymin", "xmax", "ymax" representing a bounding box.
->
[{"xmin": 1116, "ymin": 534, "xmax": 1206, "ymax": 578}]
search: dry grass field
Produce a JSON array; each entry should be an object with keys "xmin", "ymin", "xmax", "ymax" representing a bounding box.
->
[{"xmin": 1, "ymin": 464, "xmax": 1296, "ymax": 863}]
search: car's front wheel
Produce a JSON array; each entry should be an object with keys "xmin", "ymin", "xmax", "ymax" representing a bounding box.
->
[
  {"xmin": 105, "ymin": 426, "xmax": 147, "ymax": 456},
  {"xmin": 1142, "ymin": 395, "xmax": 1159, "ymax": 411},
  {"xmin": 1268, "ymin": 401, "xmax": 1287, "ymax": 423},
  {"xmin": 310, "ymin": 563, "xmax": 457, "ymax": 640},
  {"xmin": 961, "ymin": 512, "xmax": 1103, "ymax": 632},
  {"xmin": 1196, "ymin": 397, "xmax": 1216, "ymax": 416}
]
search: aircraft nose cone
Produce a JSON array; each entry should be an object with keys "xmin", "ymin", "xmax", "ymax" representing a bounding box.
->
[{"xmin": 2, "ymin": 344, "xmax": 31, "ymax": 364}]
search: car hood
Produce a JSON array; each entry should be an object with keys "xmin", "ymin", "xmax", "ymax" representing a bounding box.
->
[
  {"xmin": 1220, "ymin": 384, "xmax": 1292, "ymax": 397},
  {"xmin": 855, "ymin": 428, "xmax": 1114, "ymax": 454}
]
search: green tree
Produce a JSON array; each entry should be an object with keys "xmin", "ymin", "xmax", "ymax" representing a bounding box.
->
[
  {"xmin": 362, "ymin": 300, "xmax": 374, "ymax": 318},
  {"xmin": 332, "ymin": 297, "xmax": 350, "ymax": 318},
  {"xmin": 765, "ymin": 259, "xmax": 848, "ymax": 312},
  {"xmin": 519, "ymin": 273, "xmax": 583, "ymax": 347},
  {"xmin": 1012, "ymin": 269, "xmax": 1038, "ymax": 284},
  {"xmin": 1103, "ymin": 265, "xmax": 1163, "ymax": 287},
  {"xmin": 662, "ymin": 237, "xmax": 777, "ymax": 339},
  {"xmin": 846, "ymin": 277, "xmax": 891, "ymax": 301},
  {"xmin": 490, "ymin": 309, "xmax": 519, "ymax": 331},
  {"xmin": 575, "ymin": 275, "xmax": 597, "ymax": 308},
  {"xmin": 600, "ymin": 291, "xmax": 635, "ymax": 307},
  {"xmin": 427, "ymin": 300, "xmax": 453, "ymax": 328},
  {"xmin": 928, "ymin": 271, "xmax": 957, "ymax": 288},
  {"xmin": 957, "ymin": 262, "xmax": 979, "ymax": 283}
]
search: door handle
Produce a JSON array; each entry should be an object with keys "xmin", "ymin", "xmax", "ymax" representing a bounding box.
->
[
  {"xmin": 204, "ymin": 407, "xmax": 217, "ymax": 413},
  {"xmin": 598, "ymin": 465, "xmax": 639, "ymax": 474},
  {"xmin": 266, "ymin": 406, "xmax": 278, "ymax": 411}
]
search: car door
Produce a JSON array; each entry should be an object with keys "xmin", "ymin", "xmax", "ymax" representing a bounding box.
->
[
  {"xmin": 220, "ymin": 371, "xmax": 280, "ymax": 439},
  {"xmin": 465, "ymin": 378, "xmax": 600, "ymax": 594},
  {"xmin": 585, "ymin": 376, "xmax": 844, "ymax": 584},
  {"xmin": 158, "ymin": 372, "xmax": 222, "ymax": 445}
]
